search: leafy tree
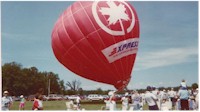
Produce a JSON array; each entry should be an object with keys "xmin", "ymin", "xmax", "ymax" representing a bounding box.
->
[
  {"xmin": 2, "ymin": 62, "xmax": 23, "ymax": 95},
  {"xmin": 2, "ymin": 62, "xmax": 65, "ymax": 96}
]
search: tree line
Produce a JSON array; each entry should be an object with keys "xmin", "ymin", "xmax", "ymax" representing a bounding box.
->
[
  {"xmin": 2, "ymin": 62, "xmax": 115, "ymax": 96},
  {"xmin": 2, "ymin": 62, "xmax": 64, "ymax": 96},
  {"xmin": 2, "ymin": 62, "xmax": 198, "ymax": 96}
]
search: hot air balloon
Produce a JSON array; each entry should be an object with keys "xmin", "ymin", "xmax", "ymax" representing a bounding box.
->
[{"xmin": 51, "ymin": 1, "xmax": 139, "ymax": 90}]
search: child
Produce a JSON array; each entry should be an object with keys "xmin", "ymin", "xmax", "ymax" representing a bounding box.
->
[
  {"xmin": 19, "ymin": 95, "xmax": 25, "ymax": 110},
  {"xmin": 180, "ymin": 79, "xmax": 187, "ymax": 89}
]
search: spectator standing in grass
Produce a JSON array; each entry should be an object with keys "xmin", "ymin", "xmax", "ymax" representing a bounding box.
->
[
  {"xmin": 168, "ymin": 88, "xmax": 176, "ymax": 108},
  {"xmin": 76, "ymin": 95, "xmax": 81, "ymax": 110},
  {"xmin": 38, "ymin": 95, "xmax": 43, "ymax": 110},
  {"xmin": 1, "ymin": 91, "xmax": 13, "ymax": 111},
  {"xmin": 160, "ymin": 89, "xmax": 172, "ymax": 110},
  {"xmin": 101, "ymin": 99, "xmax": 110, "ymax": 110},
  {"xmin": 121, "ymin": 92, "xmax": 129, "ymax": 110},
  {"xmin": 131, "ymin": 91, "xmax": 141, "ymax": 110},
  {"xmin": 140, "ymin": 92, "xmax": 146, "ymax": 107},
  {"xmin": 144, "ymin": 86, "xmax": 159, "ymax": 110},
  {"xmin": 178, "ymin": 86, "xmax": 190, "ymax": 110},
  {"xmin": 109, "ymin": 91, "xmax": 117, "ymax": 110},
  {"xmin": 32, "ymin": 95, "xmax": 39, "ymax": 110},
  {"xmin": 152, "ymin": 87, "xmax": 160, "ymax": 109},
  {"xmin": 66, "ymin": 99, "xmax": 74, "ymax": 110},
  {"xmin": 19, "ymin": 95, "xmax": 26, "ymax": 110}
]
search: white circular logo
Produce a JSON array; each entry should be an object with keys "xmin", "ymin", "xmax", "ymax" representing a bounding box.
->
[{"xmin": 92, "ymin": 1, "xmax": 135, "ymax": 36}]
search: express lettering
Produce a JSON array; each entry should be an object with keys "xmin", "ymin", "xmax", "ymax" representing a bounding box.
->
[{"xmin": 109, "ymin": 41, "xmax": 138, "ymax": 56}]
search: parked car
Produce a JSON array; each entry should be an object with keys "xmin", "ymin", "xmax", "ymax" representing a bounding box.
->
[
  {"xmin": 87, "ymin": 94, "xmax": 104, "ymax": 101},
  {"xmin": 56, "ymin": 94, "xmax": 64, "ymax": 100},
  {"xmin": 48, "ymin": 94, "xmax": 64, "ymax": 101},
  {"xmin": 43, "ymin": 95, "xmax": 49, "ymax": 101},
  {"xmin": 67, "ymin": 95, "xmax": 79, "ymax": 100}
]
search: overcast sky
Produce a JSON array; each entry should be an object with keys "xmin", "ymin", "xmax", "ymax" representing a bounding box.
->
[{"xmin": 1, "ymin": 1, "xmax": 198, "ymax": 90}]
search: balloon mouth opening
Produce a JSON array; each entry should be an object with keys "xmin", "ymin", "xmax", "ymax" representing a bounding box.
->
[
  {"xmin": 114, "ymin": 78, "xmax": 130, "ymax": 91},
  {"xmin": 114, "ymin": 85, "xmax": 127, "ymax": 91}
]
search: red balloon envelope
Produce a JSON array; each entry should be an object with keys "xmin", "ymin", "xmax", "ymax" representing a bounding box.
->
[{"xmin": 51, "ymin": 1, "xmax": 139, "ymax": 90}]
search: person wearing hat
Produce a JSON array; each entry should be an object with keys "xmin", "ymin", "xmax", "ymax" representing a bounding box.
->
[
  {"xmin": 144, "ymin": 86, "xmax": 159, "ymax": 110},
  {"xmin": 1, "ymin": 91, "xmax": 13, "ymax": 111},
  {"xmin": 121, "ymin": 92, "xmax": 129, "ymax": 110},
  {"xmin": 19, "ymin": 95, "xmax": 26, "ymax": 110}
]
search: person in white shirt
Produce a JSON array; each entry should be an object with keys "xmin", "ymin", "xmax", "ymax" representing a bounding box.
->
[
  {"xmin": 102, "ymin": 99, "xmax": 110, "ymax": 110},
  {"xmin": 161, "ymin": 90, "xmax": 168, "ymax": 101},
  {"xmin": 180, "ymin": 79, "xmax": 187, "ymax": 89},
  {"xmin": 144, "ymin": 86, "xmax": 159, "ymax": 110},
  {"xmin": 66, "ymin": 99, "xmax": 74, "ymax": 110},
  {"xmin": 152, "ymin": 87, "xmax": 160, "ymax": 109},
  {"xmin": 108, "ymin": 91, "xmax": 117, "ymax": 110},
  {"xmin": 168, "ymin": 88, "xmax": 176, "ymax": 108},
  {"xmin": 76, "ymin": 95, "xmax": 81, "ymax": 110},
  {"xmin": 121, "ymin": 92, "xmax": 129, "ymax": 110},
  {"xmin": 1, "ymin": 91, "xmax": 13, "ymax": 111},
  {"xmin": 140, "ymin": 93, "xmax": 146, "ymax": 106},
  {"xmin": 38, "ymin": 95, "xmax": 43, "ymax": 110},
  {"xmin": 152, "ymin": 87, "xmax": 158, "ymax": 96},
  {"xmin": 131, "ymin": 91, "xmax": 141, "ymax": 110},
  {"xmin": 160, "ymin": 89, "xmax": 172, "ymax": 110}
]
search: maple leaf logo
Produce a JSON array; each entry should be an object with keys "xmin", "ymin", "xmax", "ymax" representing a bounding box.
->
[
  {"xmin": 99, "ymin": 1, "xmax": 130, "ymax": 25},
  {"xmin": 92, "ymin": 1, "xmax": 135, "ymax": 35}
]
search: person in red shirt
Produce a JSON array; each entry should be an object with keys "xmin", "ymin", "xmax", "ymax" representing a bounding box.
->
[{"xmin": 32, "ymin": 95, "xmax": 39, "ymax": 110}]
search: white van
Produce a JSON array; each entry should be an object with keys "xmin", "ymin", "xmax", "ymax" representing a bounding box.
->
[{"xmin": 87, "ymin": 94, "xmax": 104, "ymax": 101}]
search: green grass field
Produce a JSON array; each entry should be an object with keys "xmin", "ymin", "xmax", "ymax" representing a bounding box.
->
[{"xmin": 10, "ymin": 100, "xmax": 148, "ymax": 110}]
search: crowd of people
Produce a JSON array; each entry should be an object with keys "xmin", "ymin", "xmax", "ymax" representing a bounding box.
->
[
  {"xmin": 1, "ymin": 89, "xmax": 44, "ymax": 111},
  {"xmin": 101, "ymin": 80, "xmax": 199, "ymax": 111},
  {"xmin": 1, "ymin": 80, "xmax": 199, "ymax": 111},
  {"xmin": 66, "ymin": 95, "xmax": 82, "ymax": 110},
  {"xmin": 143, "ymin": 80, "xmax": 199, "ymax": 111}
]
